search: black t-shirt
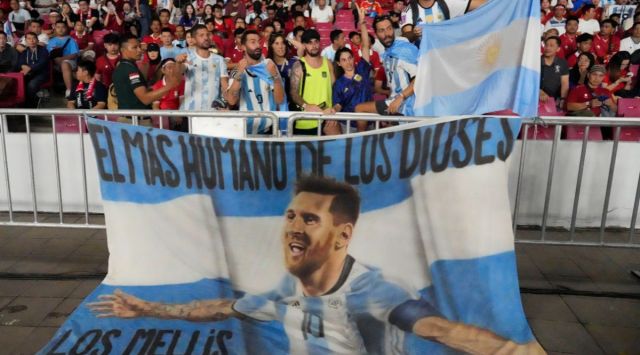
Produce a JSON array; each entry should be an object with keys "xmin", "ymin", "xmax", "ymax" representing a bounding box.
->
[
  {"xmin": 68, "ymin": 79, "xmax": 108, "ymax": 109},
  {"xmin": 541, "ymin": 56, "xmax": 569, "ymax": 99},
  {"xmin": 112, "ymin": 59, "xmax": 150, "ymax": 110}
]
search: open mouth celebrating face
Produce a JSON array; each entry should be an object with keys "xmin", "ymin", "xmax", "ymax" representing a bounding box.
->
[{"xmin": 288, "ymin": 241, "xmax": 307, "ymax": 257}]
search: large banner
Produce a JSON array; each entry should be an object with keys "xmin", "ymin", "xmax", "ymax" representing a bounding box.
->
[{"xmin": 41, "ymin": 117, "xmax": 544, "ymax": 354}]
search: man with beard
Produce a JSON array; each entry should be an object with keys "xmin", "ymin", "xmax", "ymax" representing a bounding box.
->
[
  {"xmin": 356, "ymin": 15, "xmax": 418, "ymax": 116},
  {"xmin": 289, "ymin": 29, "xmax": 339, "ymax": 135},
  {"xmin": 175, "ymin": 24, "xmax": 228, "ymax": 110},
  {"xmin": 224, "ymin": 30, "xmax": 284, "ymax": 135},
  {"xmin": 88, "ymin": 175, "xmax": 545, "ymax": 354}
]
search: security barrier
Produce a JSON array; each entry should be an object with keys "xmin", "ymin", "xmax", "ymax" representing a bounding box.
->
[{"xmin": 0, "ymin": 110, "xmax": 639, "ymax": 250}]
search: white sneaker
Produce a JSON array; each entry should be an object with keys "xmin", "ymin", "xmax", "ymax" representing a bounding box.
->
[{"xmin": 65, "ymin": 89, "xmax": 71, "ymax": 98}]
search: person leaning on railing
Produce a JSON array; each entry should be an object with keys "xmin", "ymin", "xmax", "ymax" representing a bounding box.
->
[{"xmin": 566, "ymin": 64, "xmax": 617, "ymax": 117}]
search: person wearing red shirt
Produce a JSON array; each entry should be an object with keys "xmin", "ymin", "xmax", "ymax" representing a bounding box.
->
[
  {"xmin": 567, "ymin": 33, "xmax": 593, "ymax": 68},
  {"xmin": 560, "ymin": 17, "xmax": 579, "ymax": 59},
  {"xmin": 204, "ymin": 18, "xmax": 225, "ymax": 55},
  {"xmin": 152, "ymin": 58, "xmax": 185, "ymax": 111},
  {"xmin": 71, "ymin": 21, "xmax": 95, "ymax": 54},
  {"xmin": 77, "ymin": 0, "xmax": 101, "ymax": 31},
  {"xmin": 102, "ymin": 3, "xmax": 124, "ymax": 33},
  {"xmin": 212, "ymin": 5, "xmax": 227, "ymax": 34},
  {"xmin": 603, "ymin": 51, "xmax": 632, "ymax": 97},
  {"xmin": 141, "ymin": 19, "xmax": 162, "ymax": 51},
  {"xmin": 357, "ymin": 0, "xmax": 383, "ymax": 17},
  {"xmin": 158, "ymin": 9, "xmax": 176, "ymax": 33},
  {"xmin": 566, "ymin": 64, "xmax": 617, "ymax": 117},
  {"xmin": 95, "ymin": 33, "xmax": 121, "ymax": 87},
  {"xmin": 592, "ymin": 19, "xmax": 620, "ymax": 64},
  {"xmin": 225, "ymin": 28, "xmax": 245, "ymax": 70},
  {"xmin": 351, "ymin": 33, "xmax": 382, "ymax": 74}
]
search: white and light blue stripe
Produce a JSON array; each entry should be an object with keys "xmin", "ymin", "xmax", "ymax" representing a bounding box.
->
[{"xmin": 414, "ymin": 0, "xmax": 541, "ymax": 117}]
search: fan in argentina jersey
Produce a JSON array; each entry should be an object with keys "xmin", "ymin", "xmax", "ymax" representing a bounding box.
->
[
  {"xmin": 225, "ymin": 30, "xmax": 285, "ymax": 135},
  {"xmin": 88, "ymin": 176, "xmax": 545, "ymax": 354},
  {"xmin": 177, "ymin": 25, "xmax": 229, "ymax": 111}
]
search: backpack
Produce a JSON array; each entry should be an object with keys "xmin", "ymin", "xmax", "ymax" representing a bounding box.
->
[
  {"xmin": 410, "ymin": 0, "xmax": 450, "ymax": 25},
  {"xmin": 107, "ymin": 83, "xmax": 118, "ymax": 110}
]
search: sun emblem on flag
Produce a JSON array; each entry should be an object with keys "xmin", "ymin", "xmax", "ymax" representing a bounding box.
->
[{"xmin": 480, "ymin": 34, "xmax": 502, "ymax": 71}]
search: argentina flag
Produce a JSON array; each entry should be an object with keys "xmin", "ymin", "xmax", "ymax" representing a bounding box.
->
[
  {"xmin": 414, "ymin": 0, "xmax": 541, "ymax": 117},
  {"xmin": 40, "ymin": 118, "xmax": 544, "ymax": 354}
]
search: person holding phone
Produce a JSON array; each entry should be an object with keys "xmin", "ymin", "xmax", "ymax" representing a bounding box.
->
[{"xmin": 566, "ymin": 64, "xmax": 617, "ymax": 117}]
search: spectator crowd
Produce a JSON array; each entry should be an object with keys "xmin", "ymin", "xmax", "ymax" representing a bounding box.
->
[
  {"xmin": 1, "ymin": 0, "xmax": 639, "ymax": 135},
  {"xmin": 540, "ymin": 0, "xmax": 640, "ymax": 120}
]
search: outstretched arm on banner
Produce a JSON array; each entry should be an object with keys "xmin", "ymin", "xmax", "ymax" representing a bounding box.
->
[
  {"xmin": 411, "ymin": 317, "xmax": 545, "ymax": 355},
  {"xmin": 87, "ymin": 289, "xmax": 242, "ymax": 322}
]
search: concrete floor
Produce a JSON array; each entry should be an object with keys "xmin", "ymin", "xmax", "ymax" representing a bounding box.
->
[{"xmin": 0, "ymin": 218, "xmax": 638, "ymax": 354}]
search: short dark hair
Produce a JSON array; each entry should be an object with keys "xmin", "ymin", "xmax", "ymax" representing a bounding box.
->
[
  {"xmin": 373, "ymin": 15, "xmax": 392, "ymax": 31},
  {"xmin": 294, "ymin": 175, "xmax": 360, "ymax": 226},
  {"xmin": 241, "ymin": 29, "xmax": 260, "ymax": 44},
  {"xmin": 159, "ymin": 8, "xmax": 171, "ymax": 15},
  {"xmin": 78, "ymin": 60, "xmax": 96, "ymax": 76},
  {"xmin": 583, "ymin": 4, "xmax": 595, "ymax": 12},
  {"xmin": 204, "ymin": 17, "xmax": 215, "ymax": 25},
  {"xmin": 348, "ymin": 31, "xmax": 359, "ymax": 40},
  {"xmin": 330, "ymin": 29, "xmax": 343, "ymax": 43},
  {"xmin": 161, "ymin": 27, "xmax": 173, "ymax": 34},
  {"xmin": 119, "ymin": 33, "xmax": 138, "ymax": 49},
  {"xmin": 577, "ymin": 33, "xmax": 593, "ymax": 43},
  {"xmin": 293, "ymin": 26, "xmax": 305, "ymax": 36},
  {"xmin": 0, "ymin": 31, "xmax": 5, "ymax": 38},
  {"xmin": 301, "ymin": 29, "xmax": 320, "ymax": 43},
  {"xmin": 55, "ymin": 20, "xmax": 66, "ymax": 26},
  {"xmin": 103, "ymin": 32, "xmax": 120, "ymax": 44},
  {"xmin": 234, "ymin": 28, "xmax": 245, "ymax": 37},
  {"xmin": 190, "ymin": 24, "xmax": 208, "ymax": 37},
  {"xmin": 602, "ymin": 19, "xmax": 617, "ymax": 28},
  {"xmin": 25, "ymin": 32, "xmax": 38, "ymax": 40},
  {"xmin": 545, "ymin": 36, "xmax": 561, "ymax": 47},
  {"xmin": 566, "ymin": 16, "xmax": 579, "ymax": 25}
]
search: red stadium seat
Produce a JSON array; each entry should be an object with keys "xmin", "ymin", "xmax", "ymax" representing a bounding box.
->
[
  {"xmin": 0, "ymin": 73, "xmax": 25, "ymax": 108},
  {"xmin": 538, "ymin": 97, "xmax": 561, "ymax": 115},
  {"xmin": 523, "ymin": 125, "xmax": 556, "ymax": 140},
  {"xmin": 617, "ymin": 98, "xmax": 640, "ymax": 117},
  {"xmin": 619, "ymin": 127, "xmax": 640, "ymax": 141},
  {"xmin": 564, "ymin": 126, "xmax": 603, "ymax": 141},
  {"xmin": 152, "ymin": 116, "xmax": 171, "ymax": 129},
  {"xmin": 612, "ymin": 98, "xmax": 640, "ymax": 141},
  {"xmin": 53, "ymin": 114, "xmax": 88, "ymax": 133}
]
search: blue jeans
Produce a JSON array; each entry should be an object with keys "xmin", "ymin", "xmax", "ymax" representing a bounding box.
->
[{"xmin": 139, "ymin": 3, "xmax": 152, "ymax": 38}]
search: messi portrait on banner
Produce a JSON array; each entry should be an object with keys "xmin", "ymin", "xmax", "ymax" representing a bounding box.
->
[{"xmin": 42, "ymin": 117, "xmax": 544, "ymax": 354}]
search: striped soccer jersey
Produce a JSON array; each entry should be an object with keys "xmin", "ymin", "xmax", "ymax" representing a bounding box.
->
[
  {"xmin": 382, "ymin": 51, "xmax": 418, "ymax": 99},
  {"xmin": 233, "ymin": 255, "xmax": 437, "ymax": 354},
  {"xmin": 181, "ymin": 49, "xmax": 228, "ymax": 111},
  {"xmin": 233, "ymin": 59, "xmax": 278, "ymax": 134}
]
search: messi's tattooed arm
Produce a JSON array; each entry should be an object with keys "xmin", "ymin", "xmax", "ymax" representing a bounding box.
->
[{"xmin": 87, "ymin": 289, "xmax": 243, "ymax": 322}]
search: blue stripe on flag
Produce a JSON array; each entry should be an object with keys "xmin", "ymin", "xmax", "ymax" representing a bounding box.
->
[
  {"xmin": 44, "ymin": 252, "xmax": 531, "ymax": 354},
  {"xmin": 415, "ymin": 67, "xmax": 540, "ymax": 117},
  {"xmin": 419, "ymin": 0, "xmax": 539, "ymax": 52}
]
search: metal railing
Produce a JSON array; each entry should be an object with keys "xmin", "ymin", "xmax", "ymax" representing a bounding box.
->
[
  {"xmin": 0, "ymin": 110, "xmax": 639, "ymax": 249},
  {"xmin": 0, "ymin": 109, "xmax": 279, "ymax": 228}
]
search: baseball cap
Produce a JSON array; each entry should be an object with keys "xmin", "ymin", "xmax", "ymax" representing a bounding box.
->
[
  {"xmin": 589, "ymin": 65, "xmax": 606, "ymax": 74},
  {"xmin": 147, "ymin": 43, "xmax": 160, "ymax": 52},
  {"xmin": 301, "ymin": 29, "xmax": 320, "ymax": 43}
]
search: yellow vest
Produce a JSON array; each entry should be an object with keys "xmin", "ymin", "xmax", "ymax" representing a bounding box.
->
[{"xmin": 297, "ymin": 57, "xmax": 333, "ymax": 130}]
